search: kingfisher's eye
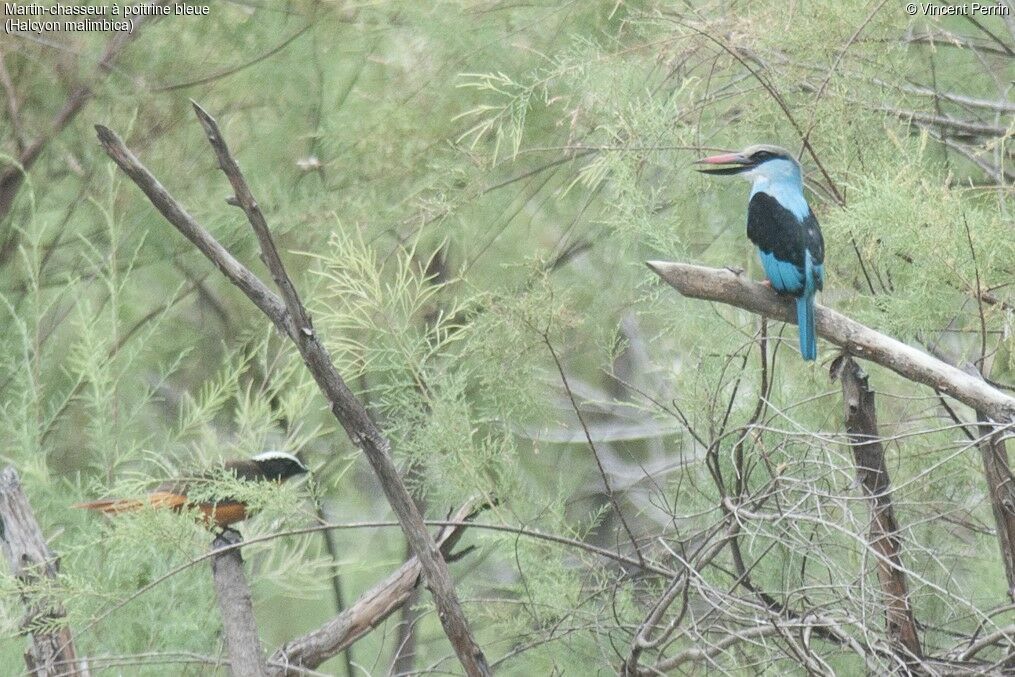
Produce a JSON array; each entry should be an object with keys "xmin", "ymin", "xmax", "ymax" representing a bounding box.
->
[{"xmin": 751, "ymin": 151, "xmax": 772, "ymax": 162}]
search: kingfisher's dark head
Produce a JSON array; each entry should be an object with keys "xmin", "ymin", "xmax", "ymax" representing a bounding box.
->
[
  {"xmin": 695, "ymin": 145, "xmax": 800, "ymax": 183},
  {"xmin": 250, "ymin": 451, "xmax": 309, "ymax": 482}
]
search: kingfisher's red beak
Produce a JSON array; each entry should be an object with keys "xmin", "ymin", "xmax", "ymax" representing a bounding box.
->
[{"xmin": 695, "ymin": 152, "xmax": 752, "ymax": 175}]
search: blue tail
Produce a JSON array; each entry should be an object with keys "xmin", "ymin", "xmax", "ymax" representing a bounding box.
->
[
  {"xmin": 791, "ymin": 294, "xmax": 816, "ymax": 363},
  {"xmin": 796, "ymin": 293, "xmax": 817, "ymax": 361}
]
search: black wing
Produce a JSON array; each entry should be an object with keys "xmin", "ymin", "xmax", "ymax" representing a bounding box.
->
[
  {"xmin": 746, "ymin": 192, "xmax": 823, "ymax": 267},
  {"xmin": 154, "ymin": 460, "xmax": 264, "ymax": 496}
]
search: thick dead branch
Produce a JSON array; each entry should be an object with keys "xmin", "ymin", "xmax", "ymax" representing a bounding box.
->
[
  {"xmin": 647, "ymin": 262, "xmax": 1015, "ymax": 422},
  {"xmin": 832, "ymin": 356, "xmax": 922, "ymax": 662},
  {"xmin": 211, "ymin": 530, "xmax": 266, "ymax": 677},
  {"xmin": 95, "ymin": 106, "xmax": 490, "ymax": 676},
  {"xmin": 0, "ymin": 467, "xmax": 82, "ymax": 677},
  {"xmin": 268, "ymin": 501, "xmax": 483, "ymax": 676}
]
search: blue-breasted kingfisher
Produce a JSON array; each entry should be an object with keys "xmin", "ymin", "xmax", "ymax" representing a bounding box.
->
[{"xmin": 696, "ymin": 145, "xmax": 825, "ymax": 361}]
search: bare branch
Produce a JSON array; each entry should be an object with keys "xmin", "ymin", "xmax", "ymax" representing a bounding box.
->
[
  {"xmin": 647, "ymin": 261, "xmax": 1015, "ymax": 422},
  {"xmin": 925, "ymin": 129, "xmax": 1014, "ymax": 184},
  {"xmin": 187, "ymin": 101, "xmax": 488, "ymax": 675},
  {"xmin": 0, "ymin": 467, "xmax": 83, "ymax": 677},
  {"xmin": 875, "ymin": 78, "xmax": 1015, "ymax": 115},
  {"xmin": 959, "ymin": 623, "xmax": 1015, "ymax": 660},
  {"xmin": 646, "ymin": 621, "xmax": 786, "ymax": 672},
  {"xmin": 189, "ymin": 102, "xmax": 311, "ymax": 339},
  {"xmin": 211, "ymin": 530, "xmax": 266, "ymax": 677},
  {"xmin": 882, "ymin": 107, "xmax": 1012, "ymax": 138}
]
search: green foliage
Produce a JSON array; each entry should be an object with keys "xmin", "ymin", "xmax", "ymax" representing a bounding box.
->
[{"xmin": 0, "ymin": 0, "xmax": 1012, "ymax": 673}]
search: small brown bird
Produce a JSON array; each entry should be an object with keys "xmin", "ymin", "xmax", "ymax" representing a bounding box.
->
[{"xmin": 74, "ymin": 451, "xmax": 309, "ymax": 528}]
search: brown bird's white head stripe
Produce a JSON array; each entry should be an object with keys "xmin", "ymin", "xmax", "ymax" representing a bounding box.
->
[
  {"xmin": 248, "ymin": 451, "xmax": 309, "ymax": 481},
  {"xmin": 250, "ymin": 450, "xmax": 307, "ymax": 469}
]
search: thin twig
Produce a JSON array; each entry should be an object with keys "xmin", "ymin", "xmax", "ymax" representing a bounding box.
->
[
  {"xmin": 799, "ymin": 0, "xmax": 891, "ymax": 151},
  {"xmin": 151, "ymin": 24, "xmax": 312, "ymax": 93},
  {"xmin": 542, "ymin": 331, "xmax": 645, "ymax": 566}
]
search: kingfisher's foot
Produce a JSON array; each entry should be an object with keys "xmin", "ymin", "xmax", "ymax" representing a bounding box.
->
[{"xmin": 759, "ymin": 280, "xmax": 773, "ymax": 288}]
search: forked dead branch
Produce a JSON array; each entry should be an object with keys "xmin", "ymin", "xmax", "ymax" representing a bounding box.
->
[
  {"xmin": 95, "ymin": 103, "xmax": 490, "ymax": 677},
  {"xmin": 269, "ymin": 500, "xmax": 487, "ymax": 675}
]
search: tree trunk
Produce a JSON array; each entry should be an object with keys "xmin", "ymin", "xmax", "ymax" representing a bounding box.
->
[{"xmin": 0, "ymin": 467, "xmax": 83, "ymax": 677}]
